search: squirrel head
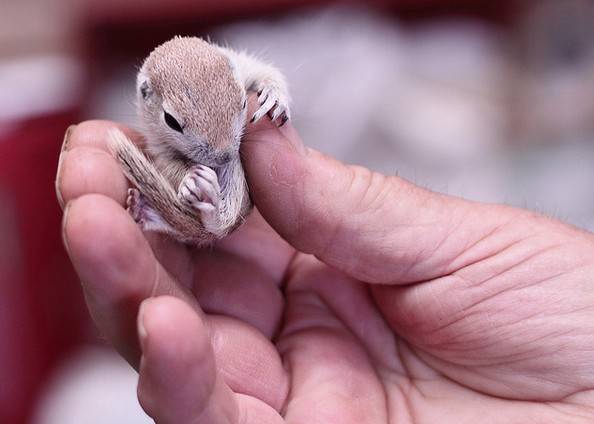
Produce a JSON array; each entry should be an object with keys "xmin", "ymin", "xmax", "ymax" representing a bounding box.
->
[{"xmin": 137, "ymin": 36, "xmax": 247, "ymax": 167}]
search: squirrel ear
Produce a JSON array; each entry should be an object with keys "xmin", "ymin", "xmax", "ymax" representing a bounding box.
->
[
  {"xmin": 137, "ymin": 69, "xmax": 152, "ymax": 100},
  {"xmin": 139, "ymin": 80, "xmax": 152, "ymax": 100}
]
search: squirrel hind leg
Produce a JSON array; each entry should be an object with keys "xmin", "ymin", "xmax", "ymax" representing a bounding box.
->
[{"xmin": 126, "ymin": 188, "xmax": 182, "ymax": 238}]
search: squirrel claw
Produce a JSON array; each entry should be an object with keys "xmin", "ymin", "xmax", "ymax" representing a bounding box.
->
[
  {"xmin": 178, "ymin": 166, "xmax": 221, "ymax": 211},
  {"xmin": 127, "ymin": 188, "xmax": 153, "ymax": 228},
  {"xmin": 279, "ymin": 114, "xmax": 289, "ymax": 127},
  {"xmin": 126, "ymin": 188, "xmax": 144, "ymax": 223},
  {"xmin": 251, "ymin": 82, "xmax": 290, "ymax": 126}
]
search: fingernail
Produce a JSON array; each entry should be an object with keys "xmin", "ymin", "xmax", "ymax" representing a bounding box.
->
[
  {"xmin": 61, "ymin": 124, "xmax": 77, "ymax": 152},
  {"xmin": 61, "ymin": 200, "xmax": 73, "ymax": 256},
  {"xmin": 55, "ymin": 152, "xmax": 68, "ymax": 210},
  {"xmin": 138, "ymin": 299, "xmax": 152, "ymax": 350},
  {"xmin": 56, "ymin": 125, "xmax": 77, "ymax": 210}
]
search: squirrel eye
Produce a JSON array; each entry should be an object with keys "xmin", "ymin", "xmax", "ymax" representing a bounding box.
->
[{"xmin": 164, "ymin": 111, "xmax": 183, "ymax": 133}]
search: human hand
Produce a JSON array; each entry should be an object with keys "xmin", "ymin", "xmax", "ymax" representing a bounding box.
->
[{"xmin": 56, "ymin": 105, "xmax": 594, "ymax": 423}]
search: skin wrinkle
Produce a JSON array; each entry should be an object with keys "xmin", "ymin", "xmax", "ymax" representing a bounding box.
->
[
  {"xmin": 280, "ymin": 268, "xmax": 392, "ymax": 422},
  {"xmin": 395, "ymin": 246, "xmax": 431, "ymax": 287},
  {"xmin": 419, "ymin": 215, "xmax": 464, "ymax": 267},
  {"xmin": 360, "ymin": 286, "xmax": 401, "ymax": 368},
  {"xmin": 425, "ymin": 281, "xmax": 452, "ymax": 337},
  {"xmin": 364, "ymin": 173, "xmax": 396, "ymax": 216},
  {"xmin": 200, "ymin": 286, "xmax": 282, "ymax": 339},
  {"xmin": 560, "ymin": 390, "xmax": 594, "ymax": 410},
  {"xmin": 370, "ymin": 182, "xmax": 454, "ymax": 284},
  {"xmin": 391, "ymin": 339, "xmax": 417, "ymax": 423},
  {"xmin": 301, "ymin": 268, "xmax": 402, "ymax": 366},
  {"xmin": 412, "ymin": 310, "xmax": 588, "ymax": 402},
  {"xmin": 389, "ymin": 227, "xmax": 455, "ymax": 285},
  {"xmin": 426, "ymin": 302, "xmax": 549, "ymax": 356},
  {"xmin": 315, "ymin": 289, "xmax": 391, "ymax": 393},
  {"xmin": 427, "ymin": 318, "xmax": 527, "ymax": 356},
  {"xmin": 314, "ymin": 211, "xmax": 346, "ymax": 272},
  {"xmin": 263, "ymin": 150, "xmax": 307, "ymax": 252},
  {"xmin": 283, "ymin": 327, "xmax": 388, "ymax": 424},
  {"xmin": 300, "ymin": 179, "xmax": 342, "ymax": 261},
  {"xmin": 404, "ymin": 284, "xmax": 588, "ymax": 366},
  {"xmin": 420, "ymin": 308, "xmax": 497, "ymax": 352},
  {"xmin": 192, "ymin": 244, "xmax": 286, "ymax": 338},
  {"xmin": 505, "ymin": 268, "xmax": 575, "ymax": 296},
  {"xmin": 423, "ymin": 260, "xmax": 567, "ymax": 340},
  {"xmin": 145, "ymin": 233, "xmax": 194, "ymax": 291},
  {"xmin": 150, "ymin": 259, "xmax": 161, "ymax": 300},
  {"xmin": 277, "ymin": 250, "xmax": 301, "ymax": 293},
  {"xmin": 372, "ymin": 300, "xmax": 548, "ymax": 420},
  {"xmin": 545, "ymin": 402, "xmax": 594, "ymax": 422},
  {"xmin": 464, "ymin": 326, "xmax": 572, "ymax": 364},
  {"xmin": 520, "ymin": 372, "xmax": 579, "ymax": 395},
  {"xmin": 325, "ymin": 276, "xmax": 399, "ymax": 368},
  {"xmin": 212, "ymin": 323, "xmax": 281, "ymax": 406},
  {"xmin": 359, "ymin": 222, "xmax": 444, "ymax": 285},
  {"xmin": 280, "ymin": 291, "xmax": 343, "ymax": 337},
  {"xmin": 460, "ymin": 258, "xmax": 570, "ymax": 323},
  {"xmin": 446, "ymin": 219, "xmax": 509, "ymax": 269},
  {"xmin": 205, "ymin": 316, "xmax": 289, "ymax": 412},
  {"xmin": 455, "ymin": 239, "xmax": 560, "ymax": 290},
  {"xmin": 313, "ymin": 280, "xmax": 396, "ymax": 367},
  {"xmin": 390, "ymin": 339, "xmax": 497, "ymax": 406},
  {"xmin": 453, "ymin": 237, "xmax": 530, "ymax": 284},
  {"xmin": 483, "ymin": 330, "xmax": 577, "ymax": 368},
  {"xmin": 349, "ymin": 166, "xmax": 383, "ymax": 216},
  {"xmin": 412, "ymin": 347, "xmax": 534, "ymax": 401},
  {"xmin": 444, "ymin": 210, "xmax": 529, "ymax": 274},
  {"xmin": 278, "ymin": 350, "xmax": 293, "ymax": 417}
]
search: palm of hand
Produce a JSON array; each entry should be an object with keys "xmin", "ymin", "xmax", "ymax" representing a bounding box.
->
[{"xmin": 137, "ymin": 211, "xmax": 594, "ymax": 424}]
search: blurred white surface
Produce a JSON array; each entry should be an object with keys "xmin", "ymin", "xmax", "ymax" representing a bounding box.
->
[
  {"xmin": 93, "ymin": 7, "xmax": 594, "ymax": 230},
  {"xmin": 33, "ymin": 347, "xmax": 151, "ymax": 424},
  {"xmin": 215, "ymin": 8, "xmax": 594, "ymax": 227},
  {"xmin": 0, "ymin": 55, "xmax": 83, "ymax": 122}
]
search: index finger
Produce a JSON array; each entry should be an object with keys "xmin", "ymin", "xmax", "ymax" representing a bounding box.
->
[{"xmin": 55, "ymin": 120, "xmax": 142, "ymax": 209}]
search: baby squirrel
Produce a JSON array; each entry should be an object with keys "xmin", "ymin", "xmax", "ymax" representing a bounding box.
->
[{"xmin": 109, "ymin": 36, "xmax": 290, "ymax": 245}]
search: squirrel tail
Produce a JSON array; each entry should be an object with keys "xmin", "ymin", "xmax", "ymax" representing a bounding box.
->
[
  {"xmin": 107, "ymin": 128, "xmax": 178, "ymax": 205},
  {"xmin": 108, "ymin": 129, "xmax": 211, "ymax": 243}
]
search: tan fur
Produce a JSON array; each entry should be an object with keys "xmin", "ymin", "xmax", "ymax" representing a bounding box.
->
[
  {"xmin": 142, "ymin": 37, "xmax": 244, "ymax": 153},
  {"xmin": 109, "ymin": 36, "xmax": 289, "ymax": 245},
  {"xmin": 108, "ymin": 129, "xmax": 216, "ymax": 244}
]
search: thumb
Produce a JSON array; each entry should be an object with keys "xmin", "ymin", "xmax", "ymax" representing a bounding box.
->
[{"xmin": 241, "ymin": 104, "xmax": 521, "ymax": 284}]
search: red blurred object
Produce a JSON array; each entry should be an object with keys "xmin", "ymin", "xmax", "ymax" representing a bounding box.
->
[{"xmin": 0, "ymin": 112, "xmax": 89, "ymax": 424}]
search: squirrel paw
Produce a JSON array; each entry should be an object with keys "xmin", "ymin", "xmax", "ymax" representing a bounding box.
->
[
  {"xmin": 178, "ymin": 165, "xmax": 223, "ymax": 235},
  {"xmin": 251, "ymin": 81, "xmax": 291, "ymax": 127},
  {"xmin": 127, "ymin": 188, "xmax": 181, "ymax": 236},
  {"xmin": 126, "ymin": 188, "xmax": 146, "ymax": 224}
]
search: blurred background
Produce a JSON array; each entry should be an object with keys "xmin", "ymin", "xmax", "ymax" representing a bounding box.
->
[{"xmin": 1, "ymin": 0, "xmax": 594, "ymax": 422}]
